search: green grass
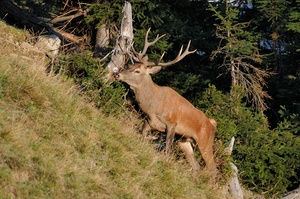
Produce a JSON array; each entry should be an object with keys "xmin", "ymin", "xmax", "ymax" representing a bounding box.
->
[{"xmin": 0, "ymin": 21, "xmax": 229, "ymax": 199}]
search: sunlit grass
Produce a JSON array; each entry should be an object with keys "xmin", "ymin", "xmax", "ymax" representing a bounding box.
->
[{"xmin": 0, "ymin": 20, "xmax": 229, "ymax": 199}]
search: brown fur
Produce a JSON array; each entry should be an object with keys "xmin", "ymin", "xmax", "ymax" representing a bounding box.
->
[{"xmin": 117, "ymin": 64, "xmax": 217, "ymax": 172}]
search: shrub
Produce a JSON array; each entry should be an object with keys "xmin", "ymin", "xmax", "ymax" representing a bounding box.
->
[
  {"xmin": 56, "ymin": 51, "xmax": 127, "ymax": 115},
  {"xmin": 197, "ymin": 84, "xmax": 300, "ymax": 197}
]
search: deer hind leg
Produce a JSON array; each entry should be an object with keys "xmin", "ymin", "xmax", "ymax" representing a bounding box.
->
[
  {"xmin": 178, "ymin": 138, "xmax": 201, "ymax": 172},
  {"xmin": 195, "ymin": 129, "xmax": 216, "ymax": 172}
]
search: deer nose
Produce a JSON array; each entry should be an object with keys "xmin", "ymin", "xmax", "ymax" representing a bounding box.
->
[
  {"xmin": 114, "ymin": 72, "xmax": 120, "ymax": 79},
  {"xmin": 113, "ymin": 67, "xmax": 120, "ymax": 79}
]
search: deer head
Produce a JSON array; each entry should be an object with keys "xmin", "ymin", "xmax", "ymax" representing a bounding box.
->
[{"xmin": 114, "ymin": 28, "xmax": 196, "ymax": 84}]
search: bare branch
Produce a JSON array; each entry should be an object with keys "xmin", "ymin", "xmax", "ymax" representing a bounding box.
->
[{"xmin": 50, "ymin": 8, "xmax": 90, "ymax": 24}]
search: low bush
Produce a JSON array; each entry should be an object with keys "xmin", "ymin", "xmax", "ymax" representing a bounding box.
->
[
  {"xmin": 56, "ymin": 51, "xmax": 127, "ymax": 115},
  {"xmin": 198, "ymin": 84, "xmax": 300, "ymax": 197}
]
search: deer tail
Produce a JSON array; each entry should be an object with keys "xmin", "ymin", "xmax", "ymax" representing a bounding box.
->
[{"xmin": 209, "ymin": 118, "xmax": 217, "ymax": 127}]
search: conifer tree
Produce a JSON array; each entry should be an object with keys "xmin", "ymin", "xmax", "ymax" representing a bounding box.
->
[
  {"xmin": 286, "ymin": 0, "xmax": 300, "ymax": 51},
  {"xmin": 256, "ymin": 0, "xmax": 290, "ymax": 72},
  {"xmin": 287, "ymin": 0, "xmax": 300, "ymax": 33},
  {"xmin": 209, "ymin": 1, "xmax": 272, "ymax": 111}
]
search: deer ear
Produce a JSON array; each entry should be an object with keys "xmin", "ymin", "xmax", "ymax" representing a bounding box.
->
[{"xmin": 147, "ymin": 66, "xmax": 162, "ymax": 74}]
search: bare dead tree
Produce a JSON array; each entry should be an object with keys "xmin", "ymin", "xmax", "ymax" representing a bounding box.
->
[
  {"xmin": 105, "ymin": 1, "xmax": 133, "ymax": 81},
  {"xmin": 212, "ymin": 49, "xmax": 273, "ymax": 111}
]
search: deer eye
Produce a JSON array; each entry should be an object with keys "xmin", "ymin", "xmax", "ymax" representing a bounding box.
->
[{"xmin": 134, "ymin": 69, "xmax": 140, "ymax": 74}]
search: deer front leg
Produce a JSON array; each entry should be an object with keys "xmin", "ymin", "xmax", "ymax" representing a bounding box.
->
[
  {"xmin": 165, "ymin": 125, "xmax": 176, "ymax": 157},
  {"xmin": 141, "ymin": 120, "xmax": 151, "ymax": 139},
  {"xmin": 143, "ymin": 117, "xmax": 166, "ymax": 140}
]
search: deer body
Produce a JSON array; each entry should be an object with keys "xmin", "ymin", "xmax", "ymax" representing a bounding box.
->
[
  {"xmin": 134, "ymin": 76, "xmax": 210, "ymax": 140},
  {"xmin": 117, "ymin": 64, "xmax": 216, "ymax": 172},
  {"xmin": 112, "ymin": 29, "xmax": 217, "ymax": 172}
]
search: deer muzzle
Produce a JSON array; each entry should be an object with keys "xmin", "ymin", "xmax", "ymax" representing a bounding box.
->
[{"xmin": 114, "ymin": 72, "xmax": 120, "ymax": 79}]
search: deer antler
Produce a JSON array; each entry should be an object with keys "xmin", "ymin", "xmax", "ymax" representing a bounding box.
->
[
  {"xmin": 155, "ymin": 40, "xmax": 197, "ymax": 67},
  {"xmin": 132, "ymin": 28, "xmax": 166, "ymax": 63},
  {"xmin": 132, "ymin": 28, "xmax": 197, "ymax": 67}
]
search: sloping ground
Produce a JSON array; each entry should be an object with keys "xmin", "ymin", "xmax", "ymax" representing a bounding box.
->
[{"xmin": 0, "ymin": 21, "xmax": 229, "ymax": 198}]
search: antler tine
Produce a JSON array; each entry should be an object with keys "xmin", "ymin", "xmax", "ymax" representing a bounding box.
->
[
  {"xmin": 140, "ymin": 28, "xmax": 166, "ymax": 59},
  {"xmin": 157, "ymin": 52, "xmax": 166, "ymax": 64},
  {"xmin": 131, "ymin": 45, "xmax": 141, "ymax": 62},
  {"xmin": 157, "ymin": 40, "xmax": 197, "ymax": 67}
]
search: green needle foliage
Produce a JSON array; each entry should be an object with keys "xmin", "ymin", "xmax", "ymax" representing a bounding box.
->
[{"xmin": 56, "ymin": 51, "xmax": 127, "ymax": 115}]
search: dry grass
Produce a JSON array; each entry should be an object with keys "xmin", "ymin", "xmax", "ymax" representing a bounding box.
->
[{"xmin": 0, "ymin": 21, "xmax": 231, "ymax": 199}]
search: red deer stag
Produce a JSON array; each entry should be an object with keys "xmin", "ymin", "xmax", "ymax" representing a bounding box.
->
[{"xmin": 114, "ymin": 29, "xmax": 217, "ymax": 173}]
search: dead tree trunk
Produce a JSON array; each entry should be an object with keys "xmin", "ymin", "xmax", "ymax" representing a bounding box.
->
[
  {"xmin": 227, "ymin": 137, "xmax": 244, "ymax": 199},
  {"xmin": 93, "ymin": 23, "xmax": 111, "ymax": 58},
  {"xmin": 106, "ymin": 1, "xmax": 133, "ymax": 80},
  {"xmin": 95, "ymin": 24, "xmax": 110, "ymax": 48}
]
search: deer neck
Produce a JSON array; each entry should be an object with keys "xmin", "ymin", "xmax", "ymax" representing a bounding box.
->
[{"xmin": 132, "ymin": 76, "xmax": 161, "ymax": 112}]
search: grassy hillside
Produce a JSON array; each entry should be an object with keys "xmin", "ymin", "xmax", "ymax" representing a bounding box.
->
[{"xmin": 0, "ymin": 21, "xmax": 229, "ymax": 198}]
